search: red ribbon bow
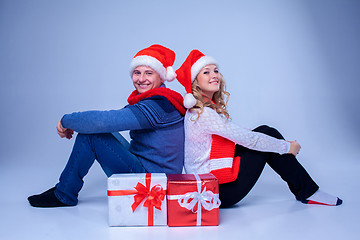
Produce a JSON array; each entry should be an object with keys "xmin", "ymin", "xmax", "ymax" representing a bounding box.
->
[
  {"xmin": 131, "ymin": 182, "xmax": 166, "ymax": 212},
  {"xmin": 108, "ymin": 173, "xmax": 166, "ymax": 226}
]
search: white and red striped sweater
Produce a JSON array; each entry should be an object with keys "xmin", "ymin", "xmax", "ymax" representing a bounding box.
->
[{"xmin": 184, "ymin": 107, "xmax": 290, "ymax": 184}]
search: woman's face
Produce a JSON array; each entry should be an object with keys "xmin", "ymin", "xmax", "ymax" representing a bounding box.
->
[
  {"xmin": 132, "ymin": 66, "xmax": 163, "ymax": 94},
  {"xmin": 196, "ymin": 64, "xmax": 221, "ymax": 99}
]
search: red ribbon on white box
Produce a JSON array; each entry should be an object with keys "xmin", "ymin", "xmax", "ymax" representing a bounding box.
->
[
  {"xmin": 108, "ymin": 173, "xmax": 166, "ymax": 226},
  {"xmin": 167, "ymin": 174, "xmax": 221, "ymax": 225}
]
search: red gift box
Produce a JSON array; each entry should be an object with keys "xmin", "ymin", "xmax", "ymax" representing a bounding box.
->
[{"xmin": 167, "ymin": 173, "xmax": 221, "ymax": 226}]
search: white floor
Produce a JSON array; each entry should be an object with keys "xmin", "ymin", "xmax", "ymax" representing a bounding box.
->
[{"xmin": 1, "ymin": 146, "xmax": 359, "ymax": 240}]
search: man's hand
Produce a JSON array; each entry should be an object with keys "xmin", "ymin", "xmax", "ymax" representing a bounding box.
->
[{"xmin": 57, "ymin": 121, "xmax": 74, "ymax": 139}]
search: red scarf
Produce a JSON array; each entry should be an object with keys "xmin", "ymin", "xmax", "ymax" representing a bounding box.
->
[
  {"xmin": 127, "ymin": 88, "xmax": 186, "ymax": 116},
  {"xmin": 205, "ymin": 96, "xmax": 240, "ymax": 184},
  {"xmin": 210, "ymin": 135, "xmax": 240, "ymax": 184}
]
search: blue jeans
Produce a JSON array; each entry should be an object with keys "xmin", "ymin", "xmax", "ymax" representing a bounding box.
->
[{"xmin": 54, "ymin": 133, "xmax": 146, "ymax": 205}]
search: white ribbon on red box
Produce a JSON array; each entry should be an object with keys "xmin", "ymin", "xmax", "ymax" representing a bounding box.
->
[{"xmin": 167, "ymin": 174, "xmax": 221, "ymax": 225}]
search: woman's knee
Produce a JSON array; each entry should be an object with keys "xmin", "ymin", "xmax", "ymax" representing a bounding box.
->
[{"xmin": 253, "ymin": 125, "xmax": 284, "ymax": 139}]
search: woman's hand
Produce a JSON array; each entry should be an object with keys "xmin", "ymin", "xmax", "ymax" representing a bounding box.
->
[
  {"xmin": 57, "ymin": 120, "xmax": 74, "ymax": 139},
  {"xmin": 287, "ymin": 140, "xmax": 301, "ymax": 156}
]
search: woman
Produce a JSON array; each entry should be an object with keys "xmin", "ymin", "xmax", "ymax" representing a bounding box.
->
[
  {"xmin": 28, "ymin": 44, "xmax": 186, "ymax": 208},
  {"xmin": 175, "ymin": 49, "xmax": 342, "ymax": 207}
]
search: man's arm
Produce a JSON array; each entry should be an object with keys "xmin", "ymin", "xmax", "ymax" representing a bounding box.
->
[{"xmin": 60, "ymin": 107, "xmax": 145, "ymax": 134}]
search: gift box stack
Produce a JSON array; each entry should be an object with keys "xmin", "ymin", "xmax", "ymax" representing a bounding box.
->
[{"xmin": 107, "ymin": 173, "xmax": 221, "ymax": 227}]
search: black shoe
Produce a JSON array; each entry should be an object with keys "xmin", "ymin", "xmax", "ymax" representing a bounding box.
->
[
  {"xmin": 336, "ymin": 198, "xmax": 343, "ymax": 206},
  {"xmin": 28, "ymin": 187, "xmax": 73, "ymax": 208}
]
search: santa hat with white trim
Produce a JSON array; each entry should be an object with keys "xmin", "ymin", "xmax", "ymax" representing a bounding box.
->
[
  {"xmin": 130, "ymin": 44, "xmax": 177, "ymax": 82},
  {"xmin": 175, "ymin": 49, "xmax": 218, "ymax": 108}
]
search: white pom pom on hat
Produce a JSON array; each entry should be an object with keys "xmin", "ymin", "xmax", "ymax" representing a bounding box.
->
[
  {"xmin": 175, "ymin": 49, "xmax": 218, "ymax": 108},
  {"xmin": 165, "ymin": 66, "xmax": 177, "ymax": 82},
  {"xmin": 129, "ymin": 44, "xmax": 176, "ymax": 82},
  {"xmin": 183, "ymin": 93, "xmax": 197, "ymax": 109}
]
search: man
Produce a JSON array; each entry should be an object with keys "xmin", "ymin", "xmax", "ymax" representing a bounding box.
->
[{"xmin": 28, "ymin": 45, "xmax": 185, "ymax": 207}]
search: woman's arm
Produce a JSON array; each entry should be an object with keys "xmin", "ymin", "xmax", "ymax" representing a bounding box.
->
[{"xmin": 197, "ymin": 107, "xmax": 290, "ymax": 154}]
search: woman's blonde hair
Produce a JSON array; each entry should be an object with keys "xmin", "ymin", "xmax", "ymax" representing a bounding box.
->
[{"xmin": 190, "ymin": 74, "xmax": 230, "ymax": 120}]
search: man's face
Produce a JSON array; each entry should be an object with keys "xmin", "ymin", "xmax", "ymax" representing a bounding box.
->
[{"xmin": 132, "ymin": 66, "xmax": 163, "ymax": 94}]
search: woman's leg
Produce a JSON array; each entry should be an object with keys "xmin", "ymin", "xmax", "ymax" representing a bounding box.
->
[
  {"xmin": 219, "ymin": 125, "xmax": 319, "ymax": 208},
  {"xmin": 219, "ymin": 144, "xmax": 269, "ymax": 207},
  {"xmin": 28, "ymin": 133, "xmax": 146, "ymax": 207},
  {"xmin": 253, "ymin": 125, "xmax": 319, "ymax": 201}
]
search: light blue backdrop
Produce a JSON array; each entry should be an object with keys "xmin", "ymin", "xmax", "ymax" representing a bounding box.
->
[{"xmin": 1, "ymin": 0, "xmax": 359, "ymax": 168}]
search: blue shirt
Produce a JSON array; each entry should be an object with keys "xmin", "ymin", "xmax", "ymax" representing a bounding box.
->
[{"xmin": 61, "ymin": 95, "xmax": 184, "ymax": 174}]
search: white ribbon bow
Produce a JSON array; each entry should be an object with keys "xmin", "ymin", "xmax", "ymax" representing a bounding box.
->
[{"xmin": 177, "ymin": 186, "xmax": 221, "ymax": 213}]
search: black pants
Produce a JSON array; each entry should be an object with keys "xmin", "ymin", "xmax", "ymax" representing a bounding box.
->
[{"xmin": 219, "ymin": 125, "xmax": 319, "ymax": 208}]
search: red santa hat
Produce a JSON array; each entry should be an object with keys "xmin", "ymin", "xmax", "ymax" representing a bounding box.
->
[
  {"xmin": 130, "ymin": 44, "xmax": 177, "ymax": 82},
  {"xmin": 175, "ymin": 49, "xmax": 218, "ymax": 108}
]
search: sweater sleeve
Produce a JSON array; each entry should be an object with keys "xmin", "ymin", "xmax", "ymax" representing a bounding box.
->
[
  {"xmin": 61, "ymin": 107, "xmax": 148, "ymax": 134},
  {"xmin": 196, "ymin": 107, "xmax": 290, "ymax": 154},
  {"xmin": 61, "ymin": 96, "xmax": 183, "ymax": 134}
]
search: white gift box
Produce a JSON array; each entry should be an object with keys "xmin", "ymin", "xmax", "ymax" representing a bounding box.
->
[{"xmin": 107, "ymin": 173, "xmax": 167, "ymax": 226}]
